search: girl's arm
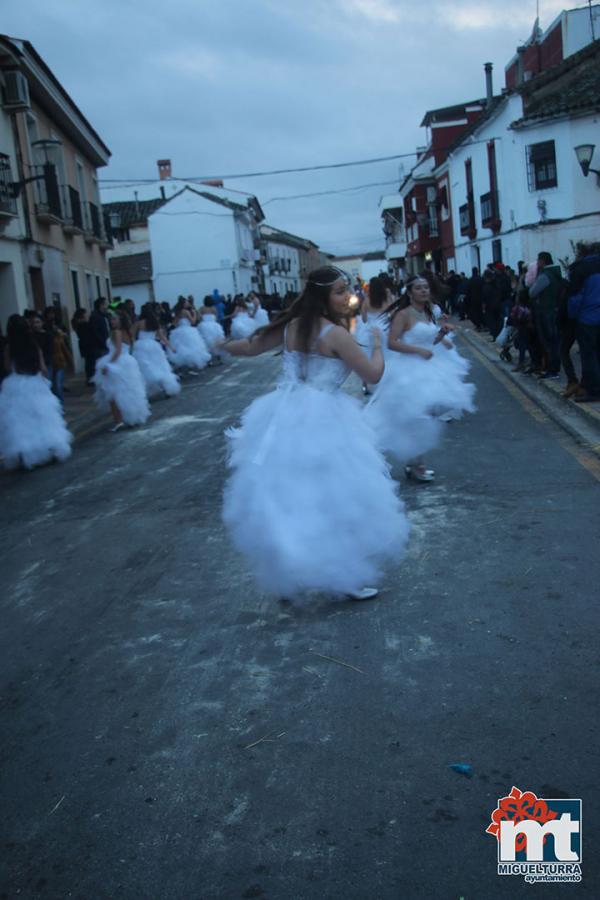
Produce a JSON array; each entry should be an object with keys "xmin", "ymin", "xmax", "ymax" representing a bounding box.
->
[
  {"xmin": 325, "ymin": 325, "xmax": 384, "ymax": 384},
  {"xmin": 388, "ymin": 311, "xmax": 432, "ymax": 359},
  {"xmin": 37, "ymin": 346, "xmax": 48, "ymax": 378},
  {"xmin": 222, "ymin": 325, "xmax": 284, "ymax": 357}
]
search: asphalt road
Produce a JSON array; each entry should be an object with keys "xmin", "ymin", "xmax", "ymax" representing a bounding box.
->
[{"xmin": 1, "ymin": 338, "xmax": 599, "ymax": 900}]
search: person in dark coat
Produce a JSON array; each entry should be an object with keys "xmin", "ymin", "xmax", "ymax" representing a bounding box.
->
[
  {"xmin": 466, "ymin": 267, "xmax": 484, "ymax": 328},
  {"xmin": 88, "ymin": 297, "xmax": 111, "ymax": 375},
  {"xmin": 71, "ymin": 309, "xmax": 96, "ymax": 384}
]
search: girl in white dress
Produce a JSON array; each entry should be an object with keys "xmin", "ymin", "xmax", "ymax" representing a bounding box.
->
[
  {"xmin": 0, "ymin": 315, "xmax": 72, "ymax": 469},
  {"xmin": 230, "ymin": 297, "xmax": 259, "ymax": 340},
  {"xmin": 93, "ymin": 309, "xmax": 151, "ymax": 432},
  {"xmin": 355, "ymin": 276, "xmax": 394, "ymax": 394},
  {"xmin": 221, "ymin": 266, "xmax": 410, "ymax": 601},
  {"xmin": 247, "ymin": 292, "xmax": 270, "ymax": 328},
  {"xmin": 197, "ymin": 297, "xmax": 226, "ymax": 363},
  {"xmin": 133, "ymin": 306, "xmax": 181, "ymax": 397},
  {"xmin": 166, "ymin": 298, "xmax": 211, "ymax": 373},
  {"xmin": 366, "ymin": 276, "xmax": 475, "ymax": 482}
]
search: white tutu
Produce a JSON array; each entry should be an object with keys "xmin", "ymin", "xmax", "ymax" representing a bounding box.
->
[
  {"xmin": 365, "ymin": 321, "xmax": 475, "ymax": 462},
  {"xmin": 93, "ymin": 341, "xmax": 151, "ymax": 426},
  {"xmin": 223, "ymin": 336, "xmax": 409, "ymax": 596},
  {"xmin": 166, "ymin": 319, "xmax": 211, "ymax": 369},
  {"xmin": 354, "ymin": 310, "xmax": 389, "ymax": 356},
  {"xmin": 252, "ymin": 306, "xmax": 269, "ymax": 328},
  {"xmin": 133, "ymin": 332, "xmax": 181, "ymax": 397},
  {"xmin": 230, "ymin": 312, "xmax": 260, "ymax": 340},
  {"xmin": 197, "ymin": 314, "xmax": 225, "ymax": 351},
  {"xmin": 0, "ymin": 372, "xmax": 72, "ymax": 470}
]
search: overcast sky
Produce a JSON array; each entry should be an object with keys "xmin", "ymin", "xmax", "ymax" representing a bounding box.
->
[{"xmin": 4, "ymin": 0, "xmax": 579, "ymax": 254}]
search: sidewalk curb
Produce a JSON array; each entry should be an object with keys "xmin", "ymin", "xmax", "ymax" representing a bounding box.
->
[{"xmin": 459, "ymin": 326, "xmax": 600, "ymax": 456}]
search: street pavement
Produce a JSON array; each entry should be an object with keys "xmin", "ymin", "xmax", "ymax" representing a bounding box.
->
[{"xmin": 1, "ymin": 335, "xmax": 599, "ymax": 899}]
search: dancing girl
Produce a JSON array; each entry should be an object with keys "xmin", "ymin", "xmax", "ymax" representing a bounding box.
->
[
  {"xmin": 366, "ymin": 275, "xmax": 475, "ymax": 482},
  {"xmin": 220, "ymin": 266, "xmax": 410, "ymax": 601}
]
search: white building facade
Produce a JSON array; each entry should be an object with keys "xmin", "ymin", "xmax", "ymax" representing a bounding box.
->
[
  {"xmin": 148, "ymin": 186, "xmax": 263, "ymax": 302},
  {"xmin": 446, "ymin": 40, "xmax": 600, "ymax": 274}
]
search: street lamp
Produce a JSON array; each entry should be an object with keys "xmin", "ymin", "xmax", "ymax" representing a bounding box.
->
[
  {"xmin": 574, "ymin": 144, "xmax": 600, "ymax": 177},
  {"xmin": 31, "ymin": 138, "xmax": 63, "ymax": 166}
]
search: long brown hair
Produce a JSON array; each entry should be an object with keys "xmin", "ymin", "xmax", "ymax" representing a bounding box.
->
[
  {"xmin": 232, "ymin": 266, "xmax": 350, "ymax": 353},
  {"xmin": 385, "ymin": 274, "xmax": 436, "ymax": 324}
]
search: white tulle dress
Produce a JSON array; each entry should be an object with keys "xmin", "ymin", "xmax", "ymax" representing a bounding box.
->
[
  {"xmin": 365, "ymin": 320, "xmax": 476, "ymax": 462},
  {"xmin": 354, "ymin": 310, "xmax": 389, "ymax": 355},
  {"xmin": 0, "ymin": 370, "xmax": 72, "ymax": 470},
  {"xmin": 197, "ymin": 312, "xmax": 225, "ymax": 352},
  {"xmin": 252, "ymin": 305, "xmax": 269, "ymax": 328},
  {"xmin": 133, "ymin": 331, "xmax": 181, "ymax": 397},
  {"xmin": 223, "ymin": 323, "xmax": 410, "ymax": 596},
  {"xmin": 230, "ymin": 310, "xmax": 260, "ymax": 340},
  {"xmin": 166, "ymin": 318, "xmax": 211, "ymax": 369},
  {"xmin": 93, "ymin": 339, "xmax": 151, "ymax": 426}
]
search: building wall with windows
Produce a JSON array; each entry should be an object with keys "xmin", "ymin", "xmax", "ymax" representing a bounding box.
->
[
  {"xmin": 0, "ymin": 101, "xmax": 29, "ymax": 320},
  {"xmin": 263, "ymin": 239, "xmax": 300, "ymax": 295},
  {"xmin": 0, "ymin": 34, "xmax": 111, "ymax": 371},
  {"xmin": 447, "ymin": 66, "xmax": 600, "ymax": 274}
]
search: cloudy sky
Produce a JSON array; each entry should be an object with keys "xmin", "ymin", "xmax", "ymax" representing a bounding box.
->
[{"xmin": 4, "ymin": 0, "xmax": 578, "ymax": 253}]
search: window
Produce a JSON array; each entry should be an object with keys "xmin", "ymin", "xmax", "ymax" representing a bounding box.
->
[
  {"xmin": 492, "ymin": 239, "xmax": 502, "ymax": 263},
  {"xmin": 95, "ymin": 274, "xmax": 102, "ymax": 300},
  {"xmin": 105, "ymin": 276, "xmax": 111, "ymax": 301},
  {"xmin": 0, "ymin": 153, "xmax": 17, "ymax": 214},
  {"xmin": 85, "ymin": 272, "xmax": 93, "ymax": 308},
  {"xmin": 527, "ymin": 141, "xmax": 557, "ymax": 191},
  {"xmin": 71, "ymin": 269, "xmax": 81, "ymax": 309}
]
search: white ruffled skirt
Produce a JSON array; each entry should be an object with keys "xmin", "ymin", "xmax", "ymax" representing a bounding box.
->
[
  {"xmin": 365, "ymin": 344, "xmax": 476, "ymax": 462},
  {"xmin": 198, "ymin": 317, "xmax": 225, "ymax": 351},
  {"xmin": 223, "ymin": 383, "xmax": 410, "ymax": 596},
  {"xmin": 133, "ymin": 338, "xmax": 181, "ymax": 397},
  {"xmin": 230, "ymin": 313, "xmax": 259, "ymax": 340},
  {"xmin": 166, "ymin": 324, "xmax": 211, "ymax": 369},
  {"xmin": 0, "ymin": 373, "xmax": 72, "ymax": 469},
  {"xmin": 93, "ymin": 351, "xmax": 151, "ymax": 425}
]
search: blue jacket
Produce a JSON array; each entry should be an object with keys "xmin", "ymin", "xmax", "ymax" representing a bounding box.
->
[{"xmin": 568, "ymin": 255, "xmax": 600, "ymax": 325}]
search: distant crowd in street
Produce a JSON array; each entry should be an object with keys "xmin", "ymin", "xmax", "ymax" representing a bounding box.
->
[{"xmin": 422, "ymin": 241, "xmax": 600, "ymax": 403}]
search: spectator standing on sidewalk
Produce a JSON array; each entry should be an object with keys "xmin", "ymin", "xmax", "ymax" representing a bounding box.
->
[
  {"xmin": 48, "ymin": 320, "xmax": 73, "ymax": 403},
  {"xmin": 466, "ymin": 267, "xmax": 484, "ymax": 328},
  {"xmin": 568, "ymin": 242, "xmax": 600, "ymax": 402},
  {"xmin": 528, "ymin": 252, "xmax": 563, "ymax": 379},
  {"xmin": 71, "ymin": 309, "xmax": 96, "ymax": 384},
  {"xmin": 89, "ymin": 297, "xmax": 111, "ymax": 377}
]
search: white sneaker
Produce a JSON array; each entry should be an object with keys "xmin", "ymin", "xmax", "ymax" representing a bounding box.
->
[
  {"xmin": 347, "ymin": 586, "xmax": 379, "ymax": 600},
  {"xmin": 109, "ymin": 422, "xmax": 125, "ymax": 433},
  {"xmin": 405, "ymin": 465, "xmax": 435, "ymax": 482}
]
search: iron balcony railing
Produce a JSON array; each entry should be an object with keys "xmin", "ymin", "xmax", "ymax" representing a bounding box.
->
[
  {"xmin": 68, "ymin": 185, "xmax": 83, "ymax": 230},
  {"xmin": 29, "ymin": 163, "xmax": 62, "ymax": 219}
]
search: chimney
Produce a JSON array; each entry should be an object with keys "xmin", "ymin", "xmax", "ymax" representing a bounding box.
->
[
  {"xmin": 157, "ymin": 159, "xmax": 172, "ymax": 180},
  {"xmin": 484, "ymin": 62, "xmax": 494, "ymax": 106},
  {"xmin": 516, "ymin": 46, "xmax": 525, "ymax": 85}
]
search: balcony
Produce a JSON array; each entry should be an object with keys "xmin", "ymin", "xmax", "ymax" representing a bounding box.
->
[
  {"xmin": 0, "ymin": 153, "xmax": 18, "ymax": 217},
  {"xmin": 385, "ymin": 240, "xmax": 407, "ymax": 260},
  {"xmin": 379, "ymin": 193, "xmax": 404, "ymax": 213},
  {"xmin": 83, "ymin": 200, "xmax": 105, "ymax": 243},
  {"xmin": 63, "ymin": 185, "xmax": 84, "ymax": 235},
  {"xmin": 480, "ymin": 190, "xmax": 501, "ymax": 231},
  {"xmin": 30, "ymin": 164, "xmax": 62, "ymax": 223}
]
